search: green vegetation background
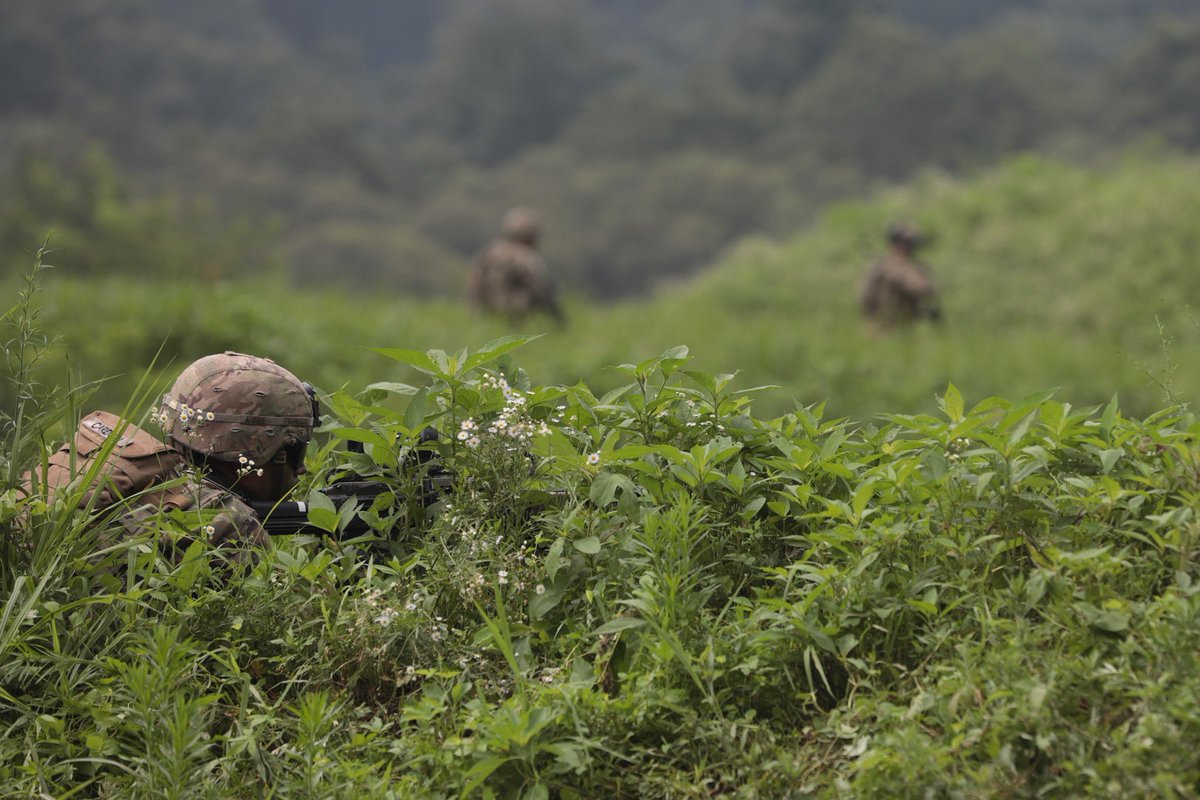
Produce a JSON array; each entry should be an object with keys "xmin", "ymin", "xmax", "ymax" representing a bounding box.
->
[
  {"xmin": 4, "ymin": 3, "xmax": 1200, "ymax": 794},
  {"xmin": 12, "ymin": 152, "xmax": 1198, "ymax": 429},
  {"xmin": 3, "ymin": 1, "xmax": 1199, "ymax": 299}
]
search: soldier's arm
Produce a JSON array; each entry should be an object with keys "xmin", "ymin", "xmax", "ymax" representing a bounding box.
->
[
  {"xmin": 893, "ymin": 262, "xmax": 935, "ymax": 297},
  {"xmin": 122, "ymin": 491, "xmax": 269, "ymax": 567}
]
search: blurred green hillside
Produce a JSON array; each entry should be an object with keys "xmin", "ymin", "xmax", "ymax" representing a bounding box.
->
[
  {"xmin": 12, "ymin": 152, "xmax": 1199, "ymax": 427},
  {"xmin": 2, "ymin": 0, "xmax": 1199, "ymax": 299}
]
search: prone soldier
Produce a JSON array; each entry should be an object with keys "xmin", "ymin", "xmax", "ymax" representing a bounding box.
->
[{"xmin": 22, "ymin": 351, "xmax": 316, "ymax": 564}]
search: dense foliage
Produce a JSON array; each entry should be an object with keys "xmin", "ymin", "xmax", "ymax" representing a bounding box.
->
[
  {"xmin": 4, "ymin": 309, "xmax": 1200, "ymax": 796},
  {"xmin": 2, "ymin": 0, "xmax": 1199, "ymax": 296}
]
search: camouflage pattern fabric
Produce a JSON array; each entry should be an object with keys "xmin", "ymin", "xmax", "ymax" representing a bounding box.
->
[
  {"xmin": 20, "ymin": 408, "xmax": 271, "ymax": 567},
  {"xmin": 120, "ymin": 461, "xmax": 269, "ymax": 566},
  {"xmin": 468, "ymin": 238, "xmax": 562, "ymax": 322},
  {"xmin": 858, "ymin": 251, "xmax": 940, "ymax": 331},
  {"xmin": 158, "ymin": 351, "xmax": 313, "ymax": 464}
]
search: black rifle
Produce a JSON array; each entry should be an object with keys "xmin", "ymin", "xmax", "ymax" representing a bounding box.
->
[
  {"xmin": 250, "ymin": 473, "xmax": 457, "ymax": 539},
  {"xmin": 250, "ymin": 427, "xmax": 568, "ymax": 539},
  {"xmin": 253, "ymin": 474, "xmax": 568, "ymax": 539}
]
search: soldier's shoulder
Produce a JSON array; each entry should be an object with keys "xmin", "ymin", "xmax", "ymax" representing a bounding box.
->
[{"xmin": 163, "ymin": 467, "xmax": 259, "ymax": 521}]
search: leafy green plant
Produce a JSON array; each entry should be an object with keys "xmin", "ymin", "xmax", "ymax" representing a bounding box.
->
[{"xmin": 5, "ymin": 315, "xmax": 1200, "ymax": 797}]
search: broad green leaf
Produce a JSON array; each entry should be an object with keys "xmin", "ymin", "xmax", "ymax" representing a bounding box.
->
[
  {"xmin": 1088, "ymin": 608, "xmax": 1129, "ymax": 633},
  {"xmin": 336, "ymin": 495, "xmax": 362, "ymax": 533},
  {"xmin": 851, "ymin": 479, "xmax": 877, "ymax": 520},
  {"xmin": 306, "ymin": 490, "xmax": 338, "ymax": 533},
  {"xmin": 657, "ymin": 345, "xmax": 690, "ymax": 377},
  {"xmin": 1040, "ymin": 400, "xmax": 1065, "ymax": 434},
  {"xmin": 572, "ymin": 536, "xmax": 601, "ymax": 555},
  {"xmin": 1098, "ymin": 448, "xmax": 1123, "ymax": 474},
  {"xmin": 682, "ymin": 369, "xmax": 716, "ymax": 395},
  {"xmin": 325, "ymin": 427, "xmax": 393, "ymax": 450},
  {"xmin": 363, "ymin": 381, "xmax": 418, "ymax": 396},
  {"xmin": 942, "ymin": 383, "xmax": 964, "ymax": 424},
  {"xmin": 592, "ymin": 616, "xmax": 647, "ymax": 636},
  {"xmin": 1100, "ymin": 393, "xmax": 1120, "ymax": 439},
  {"xmin": 731, "ymin": 384, "xmax": 782, "ymax": 397},
  {"xmin": 590, "ymin": 472, "xmax": 626, "ymax": 507},
  {"xmin": 544, "ymin": 538, "xmax": 565, "ymax": 581},
  {"xmin": 464, "ymin": 334, "xmax": 539, "ymax": 371},
  {"xmin": 404, "ymin": 388, "xmax": 428, "ymax": 431},
  {"xmin": 371, "ymin": 347, "xmax": 440, "ymax": 375},
  {"xmin": 431, "ymin": 349, "xmax": 453, "ymax": 376},
  {"xmin": 599, "ymin": 383, "xmax": 636, "ymax": 404},
  {"xmin": 529, "ymin": 580, "xmax": 565, "ymax": 620}
]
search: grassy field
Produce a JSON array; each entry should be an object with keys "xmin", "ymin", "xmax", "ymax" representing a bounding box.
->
[
  {"xmin": 12, "ymin": 150, "xmax": 1200, "ymax": 430},
  {"xmin": 3, "ymin": 151, "xmax": 1200, "ymax": 796}
]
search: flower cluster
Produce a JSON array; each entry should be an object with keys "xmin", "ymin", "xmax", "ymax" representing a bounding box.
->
[
  {"xmin": 456, "ymin": 374, "xmax": 551, "ymax": 452},
  {"xmin": 947, "ymin": 437, "xmax": 973, "ymax": 462},
  {"xmin": 157, "ymin": 401, "xmax": 215, "ymax": 429},
  {"xmin": 237, "ymin": 454, "xmax": 264, "ymax": 477}
]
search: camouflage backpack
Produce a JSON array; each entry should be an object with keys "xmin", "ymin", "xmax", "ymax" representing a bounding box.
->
[{"xmin": 23, "ymin": 410, "xmax": 184, "ymax": 513}]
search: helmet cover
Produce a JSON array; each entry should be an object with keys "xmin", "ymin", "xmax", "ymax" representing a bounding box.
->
[
  {"xmin": 502, "ymin": 207, "xmax": 540, "ymax": 245},
  {"xmin": 157, "ymin": 351, "xmax": 314, "ymax": 463}
]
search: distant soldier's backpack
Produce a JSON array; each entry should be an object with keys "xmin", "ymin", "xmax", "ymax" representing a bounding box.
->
[{"xmin": 23, "ymin": 411, "xmax": 184, "ymax": 512}]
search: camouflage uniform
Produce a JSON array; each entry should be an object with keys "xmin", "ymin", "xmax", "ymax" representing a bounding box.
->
[
  {"xmin": 858, "ymin": 223, "xmax": 941, "ymax": 332},
  {"xmin": 118, "ymin": 463, "xmax": 269, "ymax": 565},
  {"xmin": 468, "ymin": 207, "xmax": 564, "ymax": 323}
]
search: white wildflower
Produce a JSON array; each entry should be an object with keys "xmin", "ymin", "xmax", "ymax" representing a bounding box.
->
[{"xmin": 587, "ymin": 452, "xmax": 601, "ymax": 466}]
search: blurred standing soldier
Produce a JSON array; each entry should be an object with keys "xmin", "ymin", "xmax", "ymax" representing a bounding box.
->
[
  {"xmin": 468, "ymin": 207, "xmax": 565, "ymax": 326},
  {"xmin": 858, "ymin": 222, "xmax": 942, "ymax": 334},
  {"xmin": 22, "ymin": 352, "xmax": 316, "ymax": 566}
]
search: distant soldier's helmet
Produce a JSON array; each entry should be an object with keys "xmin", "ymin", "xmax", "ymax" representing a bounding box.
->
[
  {"xmin": 887, "ymin": 222, "xmax": 926, "ymax": 248},
  {"xmin": 502, "ymin": 206, "xmax": 540, "ymax": 245},
  {"xmin": 157, "ymin": 352, "xmax": 316, "ymax": 466}
]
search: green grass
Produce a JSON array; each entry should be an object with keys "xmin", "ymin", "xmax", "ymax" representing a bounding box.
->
[
  {"xmin": 3, "ymin": 334, "xmax": 1200, "ymax": 797},
  {"xmin": 11, "ymin": 150, "xmax": 1200, "ymax": 430}
]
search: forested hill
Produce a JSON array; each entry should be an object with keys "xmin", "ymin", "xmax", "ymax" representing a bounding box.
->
[{"xmin": 1, "ymin": 0, "xmax": 1199, "ymax": 298}]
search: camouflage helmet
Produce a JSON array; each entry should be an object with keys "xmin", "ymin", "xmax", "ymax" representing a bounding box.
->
[
  {"xmin": 502, "ymin": 206, "xmax": 540, "ymax": 245},
  {"xmin": 157, "ymin": 352, "xmax": 315, "ymax": 464},
  {"xmin": 887, "ymin": 222, "xmax": 926, "ymax": 248}
]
